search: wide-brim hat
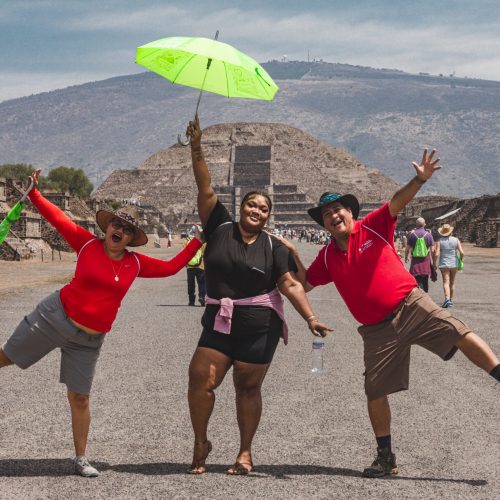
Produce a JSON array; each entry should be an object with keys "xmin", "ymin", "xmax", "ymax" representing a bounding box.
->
[
  {"xmin": 438, "ymin": 223, "xmax": 454, "ymax": 237},
  {"xmin": 96, "ymin": 206, "xmax": 148, "ymax": 247},
  {"xmin": 307, "ymin": 192, "xmax": 360, "ymax": 227}
]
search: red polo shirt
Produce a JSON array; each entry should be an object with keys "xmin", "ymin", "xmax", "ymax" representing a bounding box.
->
[{"xmin": 306, "ymin": 202, "xmax": 416, "ymax": 325}]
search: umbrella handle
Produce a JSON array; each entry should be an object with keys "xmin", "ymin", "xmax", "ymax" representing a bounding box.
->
[
  {"xmin": 177, "ymin": 133, "xmax": 191, "ymax": 146},
  {"xmin": 20, "ymin": 178, "xmax": 34, "ymax": 203}
]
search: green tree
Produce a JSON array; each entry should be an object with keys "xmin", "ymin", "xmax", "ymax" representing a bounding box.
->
[
  {"xmin": 0, "ymin": 163, "xmax": 52, "ymax": 189},
  {"xmin": 47, "ymin": 166, "xmax": 93, "ymax": 198},
  {"xmin": 0, "ymin": 163, "xmax": 34, "ymax": 181}
]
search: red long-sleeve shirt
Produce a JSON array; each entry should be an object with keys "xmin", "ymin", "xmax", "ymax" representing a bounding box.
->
[{"xmin": 29, "ymin": 189, "xmax": 202, "ymax": 332}]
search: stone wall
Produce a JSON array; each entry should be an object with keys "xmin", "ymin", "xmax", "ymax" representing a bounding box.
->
[{"xmin": 397, "ymin": 193, "xmax": 500, "ymax": 247}]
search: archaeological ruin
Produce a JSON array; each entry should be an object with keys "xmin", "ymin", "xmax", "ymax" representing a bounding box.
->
[{"xmin": 1, "ymin": 123, "xmax": 499, "ymax": 260}]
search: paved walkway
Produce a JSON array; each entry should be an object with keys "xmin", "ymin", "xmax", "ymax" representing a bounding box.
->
[{"xmin": 0, "ymin": 243, "xmax": 498, "ymax": 499}]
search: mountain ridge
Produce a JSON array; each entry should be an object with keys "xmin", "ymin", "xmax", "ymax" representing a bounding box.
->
[{"xmin": 1, "ymin": 60, "xmax": 499, "ymax": 196}]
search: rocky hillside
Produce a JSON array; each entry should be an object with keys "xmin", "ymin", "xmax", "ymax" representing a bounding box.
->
[
  {"xmin": 93, "ymin": 122, "xmax": 399, "ymax": 223},
  {"xmin": 1, "ymin": 61, "xmax": 499, "ymax": 196}
]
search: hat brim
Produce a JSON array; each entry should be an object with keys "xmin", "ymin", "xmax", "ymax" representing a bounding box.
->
[
  {"xmin": 307, "ymin": 194, "xmax": 360, "ymax": 227},
  {"xmin": 438, "ymin": 226, "xmax": 454, "ymax": 237},
  {"xmin": 96, "ymin": 210, "xmax": 148, "ymax": 247}
]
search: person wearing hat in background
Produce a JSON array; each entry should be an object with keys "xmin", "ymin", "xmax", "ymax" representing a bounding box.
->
[
  {"xmin": 279, "ymin": 149, "xmax": 500, "ymax": 478},
  {"xmin": 0, "ymin": 169, "xmax": 203, "ymax": 478},
  {"xmin": 404, "ymin": 216, "xmax": 435, "ymax": 292},
  {"xmin": 433, "ymin": 223, "xmax": 464, "ymax": 308}
]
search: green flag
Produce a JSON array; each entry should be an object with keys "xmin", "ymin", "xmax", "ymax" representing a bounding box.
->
[{"xmin": 0, "ymin": 201, "xmax": 25, "ymax": 245}]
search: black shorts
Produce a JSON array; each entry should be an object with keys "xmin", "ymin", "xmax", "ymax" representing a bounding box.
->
[{"xmin": 198, "ymin": 305, "xmax": 282, "ymax": 364}]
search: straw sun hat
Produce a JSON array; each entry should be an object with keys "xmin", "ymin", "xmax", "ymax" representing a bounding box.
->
[
  {"xmin": 438, "ymin": 223, "xmax": 454, "ymax": 237},
  {"xmin": 96, "ymin": 206, "xmax": 148, "ymax": 247}
]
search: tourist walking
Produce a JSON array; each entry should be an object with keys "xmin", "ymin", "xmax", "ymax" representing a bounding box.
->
[
  {"xmin": 433, "ymin": 223, "xmax": 464, "ymax": 308},
  {"xmin": 184, "ymin": 114, "xmax": 330, "ymax": 475},
  {"xmin": 280, "ymin": 149, "xmax": 500, "ymax": 478},
  {"xmin": 0, "ymin": 170, "xmax": 203, "ymax": 478},
  {"xmin": 404, "ymin": 217, "xmax": 435, "ymax": 292}
]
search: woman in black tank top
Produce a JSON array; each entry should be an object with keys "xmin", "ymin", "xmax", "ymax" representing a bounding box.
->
[{"xmin": 184, "ymin": 114, "xmax": 331, "ymax": 475}]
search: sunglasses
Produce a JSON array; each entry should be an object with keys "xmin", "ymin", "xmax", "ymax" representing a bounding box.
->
[{"xmin": 110, "ymin": 219, "xmax": 136, "ymax": 236}]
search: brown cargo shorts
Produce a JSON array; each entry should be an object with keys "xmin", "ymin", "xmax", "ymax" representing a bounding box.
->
[{"xmin": 358, "ymin": 287, "xmax": 472, "ymax": 400}]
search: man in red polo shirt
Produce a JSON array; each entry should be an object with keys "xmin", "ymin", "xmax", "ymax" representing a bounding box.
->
[{"xmin": 285, "ymin": 149, "xmax": 500, "ymax": 478}]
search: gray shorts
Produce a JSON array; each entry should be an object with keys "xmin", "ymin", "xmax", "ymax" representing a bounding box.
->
[{"xmin": 2, "ymin": 291, "xmax": 105, "ymax": 395}]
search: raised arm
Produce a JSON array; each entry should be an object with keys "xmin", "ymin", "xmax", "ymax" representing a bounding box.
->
[
  {"xmin": 186, "ymin": 114, "xmax": 218, "ymax": 227},
  {"xmin": 27, "ymin": 169, "xmax": 94, "ymax": 252},
  {"xmin": 389, "ymin": 149, "xmax": 442, "ymax": 218}
]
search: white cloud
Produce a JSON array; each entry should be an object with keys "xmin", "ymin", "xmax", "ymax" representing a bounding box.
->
[{"xmin": 2, "ymin": 3, "xmax": 500, "ymax": 102}]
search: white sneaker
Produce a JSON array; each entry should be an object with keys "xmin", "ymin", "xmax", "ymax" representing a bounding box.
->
[{"xmin": 73, "ymin": 456, "xmax": 99, "ymax": 477}]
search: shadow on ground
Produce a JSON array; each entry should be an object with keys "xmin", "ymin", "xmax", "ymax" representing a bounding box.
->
[{"xmin": 0, "ymin": 459, "xmax": 486, "ymax": 487}]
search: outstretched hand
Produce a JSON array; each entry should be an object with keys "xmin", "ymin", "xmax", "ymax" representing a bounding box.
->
[
  {"xmin": 412, "ymin": 148, "xmax": 441, "ymax": 181},
  {"xmin": 186, "ymin": 113, "xmax": 202, "ymax": 146},
  {"xmin": 272, "ymin": 233, "xmax": 297, "ymax": 255},
  {"xmin": 28, "ymin": 169, "xmax": 41, "ymax": 190}
]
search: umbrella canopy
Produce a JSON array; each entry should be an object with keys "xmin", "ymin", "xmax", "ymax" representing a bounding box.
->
[
  {"xmin": 0, "ymin": 201, "xmax": 25, "ymax": 245},
  {"xmin": 136, "ymin": 36, "xmax": 278, "ymax": 101}
]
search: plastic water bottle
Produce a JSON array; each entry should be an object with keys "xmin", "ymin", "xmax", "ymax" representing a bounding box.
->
[{"xmin": 311, "ymin": 336, "xmax": 325, "ymax": 373}]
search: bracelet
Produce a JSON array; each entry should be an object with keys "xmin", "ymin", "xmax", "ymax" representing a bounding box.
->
[
  {"xmin": 306, "ymin": 315, "xmax": 317, "ymax": 322},
  {"xmin": 414, "ymin": 176, "xmax": 427, "ymax": 185}
]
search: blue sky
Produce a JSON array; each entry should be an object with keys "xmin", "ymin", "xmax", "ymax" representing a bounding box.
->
[{"xmin": 1, "ymin": 0, "xmax": 499, "ymax": 102}]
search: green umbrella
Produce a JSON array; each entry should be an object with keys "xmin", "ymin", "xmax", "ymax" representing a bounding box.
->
[
  {"xmin": 0, "ymin": 179, "xmax": 34, "ymax": 245},
  {"xmin": 136, "ymin": 32, "xmax": 279, "ymax": 145}
]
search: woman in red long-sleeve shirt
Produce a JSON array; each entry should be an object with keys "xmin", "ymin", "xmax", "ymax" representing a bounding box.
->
[{"xmin": 0, "ymin": 170, "xmax": 203, "ymax": 477}]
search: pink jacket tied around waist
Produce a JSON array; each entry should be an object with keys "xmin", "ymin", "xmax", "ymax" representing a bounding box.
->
[{"xmin": 205, "ymin": 288, "xmax": 289, "ymax": 345}]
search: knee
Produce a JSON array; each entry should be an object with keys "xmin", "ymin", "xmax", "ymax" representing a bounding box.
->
[
  {"xmin": 235, "ymin": 383, "xmax": 261, "ymax": 399},
  {"xmin": 188, "ymin": 368, "xmax": 216, "ymax": 393},
  {"xmin": 67, "ymin": 391, "xmax": 90, "ymax": 409}
]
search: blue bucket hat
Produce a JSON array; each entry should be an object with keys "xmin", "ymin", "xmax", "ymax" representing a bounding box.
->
[{"xmin": 307, "ymin": 192, "xmax": 360, "ymax": 227}]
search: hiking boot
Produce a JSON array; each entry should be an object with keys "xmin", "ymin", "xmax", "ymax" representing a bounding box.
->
[
  {"xmin": 198, "ymin": 298, "xmax": 205, "ymax": 307},
  {"xmin": 362, "ymin": 447, "xmax": 398, "ymax": 478},
  {"xmin": 73, "ymin": 456, "xmax": 99, "ymax": 477}
]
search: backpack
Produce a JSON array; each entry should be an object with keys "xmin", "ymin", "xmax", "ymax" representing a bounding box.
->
[{"xmin": 412, "ymin": 234, "xmax": 429, "ymax": 258}]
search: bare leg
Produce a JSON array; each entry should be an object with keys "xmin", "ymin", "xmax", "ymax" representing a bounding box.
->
[
  {"xmin": 456, "ymin": 333, "xmax": 499, "ymax": 373},
  {"xmin": 449, "ymin": 268, "xmax": 458, "ymax": 300},
  {"xmin": 187, "ymin": 347, "xmax": 232, "ymax": 473},
  {"xmin": 228, "ymin": 361, "xmax": 271, "ymax": 474},
  {"xmin": 0, "ymin": 349, "xmax": 13, "ymax": 368},
  {"xmin": 367, "ymin": 395, "xmax": 391, "ymax": 437},
  {"xmin": 67, "ymin": 390, "xmax": 91, "ymax": 456},
  {"xmin": 440, "ymin": 268, "xmax": 451, "ymax": 301}
]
